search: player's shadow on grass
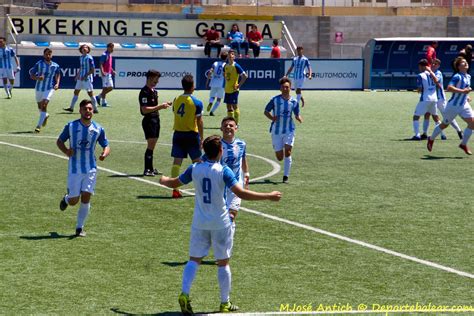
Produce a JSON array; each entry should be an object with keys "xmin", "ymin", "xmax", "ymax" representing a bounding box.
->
[
  {"xmin": 137, "ymin": 195, "xmax": 193, "ymax": 200},
  {"xmin": 203, "ymin": 126, "xmax": 221, "ymax": 130},
  {"xmin": 9, "ymin": 131, "xmax": 34, "ymax": 134},
  {"xmin": 109, "ymin": 174, "xmax": 148, "ymax": 178},
  {"xmin": 161, "ymin": 260, "xmax": 216, "ymax": 267},
  {"xmin": 249, "ymin": 179, "xmax": 280, "ymax": 185},
  {"xmin": 110, "ymin": 307, "xmax": 216, "ymax": 315},
  {"xmin": 20, "ymin": 231, "xmax": 76, "ymax": 240},
  {"xmin": 421, "ymin": 155, "xmax": 464, "ymax": 160}
]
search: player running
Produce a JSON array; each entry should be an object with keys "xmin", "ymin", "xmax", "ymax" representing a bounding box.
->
[
  {"xmin": 0, "ymin": 36, "xmax": 20, "ymax": 99},
  {"xmin": 285, "ymin": 46, "xmax": 312, "ymax": 107},
  {"xmin": 206, "ymin": 52, "xmax": 227, "ymax": 116}
]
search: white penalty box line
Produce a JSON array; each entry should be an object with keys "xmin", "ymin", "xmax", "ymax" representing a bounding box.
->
[{"xmin": 1, "ymin": 140, "xmax": 473, "ymax": 281}]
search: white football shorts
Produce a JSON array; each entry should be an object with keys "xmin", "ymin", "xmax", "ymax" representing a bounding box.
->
[
  {"xmin": 226, "ymin": 187, "xmax": 241, "ymax": 212},
  {"xmin": 293, "ymin": 78, "xmax": 305, "ymax": 89},
  {"xmin": 442, "ymin": 101, "xmax": 474, "ymax": 124},
  {"xmin": 272, "ymin": 132, "xmax": 295, "ymax": 152},
  {"xmin": 67, "ymin": 169, "xmax": 97, "ymax": 197},
  {"xmin": 189, "ymin": 225, "xmax": 235, "ymax": 260},
  {"xmin": 414, "ymin": 101, "xmax": 437, "ymax": 116},
  {"xmin": 35, "ymin": 89, "xmax": 54, "ymax": 103},
  {"xmin": 101, "ymin": 74, "xmax": 114, "ymax": 88},
  {"xmin": 74, "ymin": 79, "xmax": 94, "ymax": 92},
  {"xmin": 436, "ymin": 99, "xmax": 447, "ymax": 113},
  {"xmin": 209, "ymin": 87, "xmax": 225, "ymax": 100},
  {"xmin": 0, "ymin": 67, "xmax": 15, "ymax": 80}
]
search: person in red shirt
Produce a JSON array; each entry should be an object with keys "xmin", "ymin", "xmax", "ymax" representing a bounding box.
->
[
  {"xmin": 426, "ymin": 41, "xmax": 438, "ymax": 66},
  {"xmin": 246, "ymin": 24, "xmax": 263, "ymax": 58},
  {"xmin": 204, "ymin": 26, "xmax": 224, "ymax": 58},
  {"xmin": 271, "ymin": 39, "xmax": 281, "ymax": 58}
]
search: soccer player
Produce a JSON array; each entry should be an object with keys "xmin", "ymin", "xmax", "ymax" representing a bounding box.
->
[
  {"xmin": 425, "ymin": 41, "xmax": 438, "ymax": 67},
  {"xmin": 421, "ymin": 58, "xmax": 463, "ymax": 140},
  {"xmin": 159, "ymin": 135, "xmax": 281, "ymax": 315},
  {"xmin": 223, "ymin": 50, "xmax": 247, "ymax": 125},
  {"xmin": 0, "ymin": 36, "xmax": 20, "ymax": 99},
  {"xmin": 206, "ymin": 52, "xmax": 227, "ymax": 116},
  {"xmin": 285, "ymin": 46, "xmax": 312, "ymax": 107},
  {"xmin": 428, "ymin": 57, "xmax": 474, "ymax": 155},
  {"xmin": 170, "ymin": 74, "xmax": 204, "ymax": 198},
  {"xmin": 220, "ymin": 117, "xmax": 249, "ymax": 223},
  {"xmin": 95, "ymin": 43, "xmax": 115, "ymax": 107},
  {"xmin": 57, "ymin": 99, "xmax": 110, "ymax": 237},
  {"xmin": 64, "ymin": 44, "xmax": 98, "ymax": 113},
  {"xmin": 411, "ymin": 59, "xmax": 439, "ymax": 141},
  {"xmin": 264, "ymin": 77, "xmax": 303, "ymax": 184},
  {"xmin": 140, "ymin": 70, "xmax": 172, "ymax": 176},
  {"xmin": 29, "ymin": 48, "xmax": 61, "ymax": 133}
]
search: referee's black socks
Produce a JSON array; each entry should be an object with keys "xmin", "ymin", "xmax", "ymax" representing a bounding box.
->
[{"xmin": 145, "ymin": 149, "xmax": 154, "ymax": 170}]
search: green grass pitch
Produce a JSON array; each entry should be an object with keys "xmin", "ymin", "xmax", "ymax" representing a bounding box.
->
[{"xmin": 0, "ymin": 88, "xmax": 473, "ymax": 315}]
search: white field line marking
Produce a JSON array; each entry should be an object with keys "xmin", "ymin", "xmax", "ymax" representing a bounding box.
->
[
  {"xmin": 1, "ymin": 140, "xmax": 473, "ymax": 280},
  {"xmin": 0, "ymin": 134, "xmax": 280, "ymax": 183},
  {"xmin": 202, "ymin": 309, "xmax": 474, "ymax": 316}
]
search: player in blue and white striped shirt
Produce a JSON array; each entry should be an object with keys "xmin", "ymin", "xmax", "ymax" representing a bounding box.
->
[
  {"xmin": 220, "ymin": 117, "xmax": 249, "ymax": 222},
  {"xmin": 206, "ymin": 52, "xmax": 227, "ymax": 116},
  {"xmin": 428, "ymin": 57, "xmax": 474, "ymax": 155},
  {"xmin": 0, "ymin": 36, "xmax": 20, "ymax": 99},
  {"xmin": 64, "ymin": 44, "xmax": 98, "ymax": 113},
  {"xmin": 159, "ymin": 135, "xmax": 280, "ymax": 314},
  {"xmin": 29, "ymin": 48, "xmax": 61, "ymax": 133},
  {"xmin": 57, "ymin": 99, "xmax": 110, "ymax": 237},
  {"xmin": 264, "ymin": 77, "xmax": 303, "ymax": 183},
  {"xmin": 285, "ymin": 46, "xmax": 312, "ymax": 107}
]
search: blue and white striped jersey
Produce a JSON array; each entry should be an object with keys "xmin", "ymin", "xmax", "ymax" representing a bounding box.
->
[
  {"xmin": 416, "ymin": 71, "xmax": 437, "ymax": 102},
  {"xmin": 79, "ymin": 54, "xmax": 95, "ymax": 82},
  {"xmin": 0, "ymin": 46, "xmax": 16, "ymax": 69},
  {"xmin": 179, "ymin": 160, "xmax": 238, "ymax": 230},
  {"xmin": 434, "ymin": 70, "xmax": 446, "ymax": 101},
  {"xmin": 265, "ymin": 95, "xmax": 300, "ymax": 135},
  {"xmin": 58, "ymin": 119, "xmax": 109, "ymax": 174},
  {"xmin": 29, "ymin": 60, "xmax": 60, "ymax": 91},
  {"xmin": 209, "ymin": 60, "xmax": 226, "ymax": 88},
  {"xmin": 448, "ymin": 72, "xmax": 471, "ymax": 107},
  {"xmin": 221, "ymin": 138, "xmax": 246, "ymax": 184},
  {"xmin": 290, "ymin": 56, "xmax": 310, "ymax": 80}
]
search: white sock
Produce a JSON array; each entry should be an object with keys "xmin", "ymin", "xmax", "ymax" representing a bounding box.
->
[
  {"xmin": 101, "ymin": 97, "xmax": 106, "ymax": 104},
  {"xmin": 37, "ymin": 111, "xmax": 47, "ymax": 127},
  {"xmin": 431, "ymin": 124, "xmax": 442, "ymax": 140},
  {"xmin": 211, "ymin": 100, "xmax": 221, "ymax": 113},
  {"xmin": 218, "ymin": 265, "xmax": 231, "ymax": 303},
  {"xmin": 296, "ymin": 94, "xmax": 302, "ymax": 105},
  {"xmin": 435, "ymin": 121, "xmax": 446, "ymax": 138},
  {"xmin": 413, "ymin": 120, "xmax": 420, "ymax": 136},
  {"xmin": 462, "ymin": 128, "xmax": 473, "ymax": 145},
  {"xmin": 422, "ymin": 119, "xmax": 430, "ymax": 134},
  {"xmin": 64, "ymin": 194, "xmax": 70, "ymax": 204},
  {"xmin": 451, "ymin": 119, "xmax": 462, "ymax": 133},
  {"xmin": 182, "ymin": 260, "xmax": 199, "ymax": 295},
  {"xmin": 70, "ymin": 95, "xmax": 79, "ymax": 109},
  {"xmin": 91, "ymin": 96, "xmax": 97, "ymax": 110},
  {"xmin": 97, "ymin": 93, "xmax": 102, "ymax": 99},
  {"xmin": 4, "ymin": 86, "xmax": 9, "ymax": 96},
  {"xmin": 284, "ymin": 156, "xmax": 292, "ymax": 177},
  {"xmin": 76, "ymin": 202, "xmax": 90, "ymax": 229}
]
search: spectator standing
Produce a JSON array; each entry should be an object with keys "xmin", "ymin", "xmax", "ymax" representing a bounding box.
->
[
  {"xmin": 204, "ymin": 26, "xmax": 224, "ymax": 58},
  {"xmin": 227, "ymin": 24, "xmax": 248, "ymax": 58},
  {"xmin": 246, "ymin": 24, "xmax": 263, "ymax": 58}
]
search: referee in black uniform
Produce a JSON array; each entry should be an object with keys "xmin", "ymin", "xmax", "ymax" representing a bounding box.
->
[{"xmin": 139, "ymin": 70, "xmax": 171, "ymax": 176}]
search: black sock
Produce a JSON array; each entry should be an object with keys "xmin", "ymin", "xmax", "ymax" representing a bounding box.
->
[{"xmin": 145, "ymin": 149, "xmax": 153, "ymax": 170}]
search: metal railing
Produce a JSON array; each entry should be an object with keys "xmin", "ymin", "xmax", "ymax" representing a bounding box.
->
[
  {"xmin": 281, "ymin": 21, "xmax": 297, "ymax": 57},
  {"xmin": 6, "ymin": 14, "xmax": 19, "ymax": 53}
]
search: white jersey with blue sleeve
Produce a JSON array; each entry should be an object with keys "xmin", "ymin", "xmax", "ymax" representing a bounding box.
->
[
  {"xmin": 210, "ymin": 60, "xmax": 226, "ymax": 88},
  {"xmin": 179, "ymin": 161, "xmax": 238, "ymax": 230},
  {"xmin": 221, "ymin": 138, "xmax": 246, "ymax": 184},
  {"xmin": 416, "ymin": 71, "xmax": 437, "ymax": 102},
  {"xmin": 265, "ymin": 95, "xmax": 300, "ymax": 135},
  {"xmin": 29, "ymin": 60, "xmax": 60, "ymax": 92},
  {"xmin": 79, "ymin": 54, "xmax": 95, "ymax": 82},
  {"xmin": 58, "ymin": 120, "xmax": 109, "ymax": 174},
  {"xmin": 290, "ymin": 56, "xmax": 310, "ymax": 80},
  {"xmin": 0, "ymin": 46, "xmax": 16, "ymax": 69},
  {"xmin": 434, "ymin": 70, "xmax": 446, "ymax": 101},
  {"xmin": 447, "ymin": 73, "xmax": 471, "ymax": 107}
]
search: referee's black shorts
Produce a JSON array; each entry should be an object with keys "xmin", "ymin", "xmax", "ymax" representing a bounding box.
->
[{"xmin": 142, "ymin": 116, "xmax": 160, "ymax": 139}]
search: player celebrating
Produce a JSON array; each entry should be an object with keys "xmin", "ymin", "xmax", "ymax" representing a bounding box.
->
[
  {"xmin": 285, "ymin": 46, "xmax": 312, "ymax": 107},
  {"xmin": 170, "ymin": 74, "xmax": 204, "ymax": 198},
  {"xmin": 220, "ymin": 117, "xmax": 249, "ymax": 223},
  {"xmin": 264, "ymin": 77, "xmax": 303, "ymax": 184},
  {"xmin": 159, "ymin": 135, "xmax": 281, "ymax": 315},
  {"xmin": 95, "ymin": 43, "xmax": 115, "ymax": 107},
  {"xmin": 0, "ymin": 36, "xmax": 20, "ymax": 99},
  {"xmin": 428, "ymin": 57, "xmax": 474, "ymax": 155},
  {"xmin": 224, "ymin": 50, "xmax": 247, "ymax": 125},
  {"xmin": 411, "ymin": 59, "xmax": 439, "ymax": 141},
  {"xmin": 206, "ymin": 52, "xmax": 227, "ymax": 116},
  {"xmin": 57, "ymin": 99, "xmax": 110, "ymax": 237},
  {"xmin": 29, "ymin": 48, "xmax": 61, "ymax": 133},
  {"xmin": 64, "ymin": 44, "xmax": 98, "ymax": 113}
]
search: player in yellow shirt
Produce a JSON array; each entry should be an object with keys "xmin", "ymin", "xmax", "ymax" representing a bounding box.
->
[
  {"xmin": 224, "ymin": 50, "xmax": 247, "ymax": 124},
  {"xmin": 170, "ymin": 74, "xmax": 204, "ymax": 198}
]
